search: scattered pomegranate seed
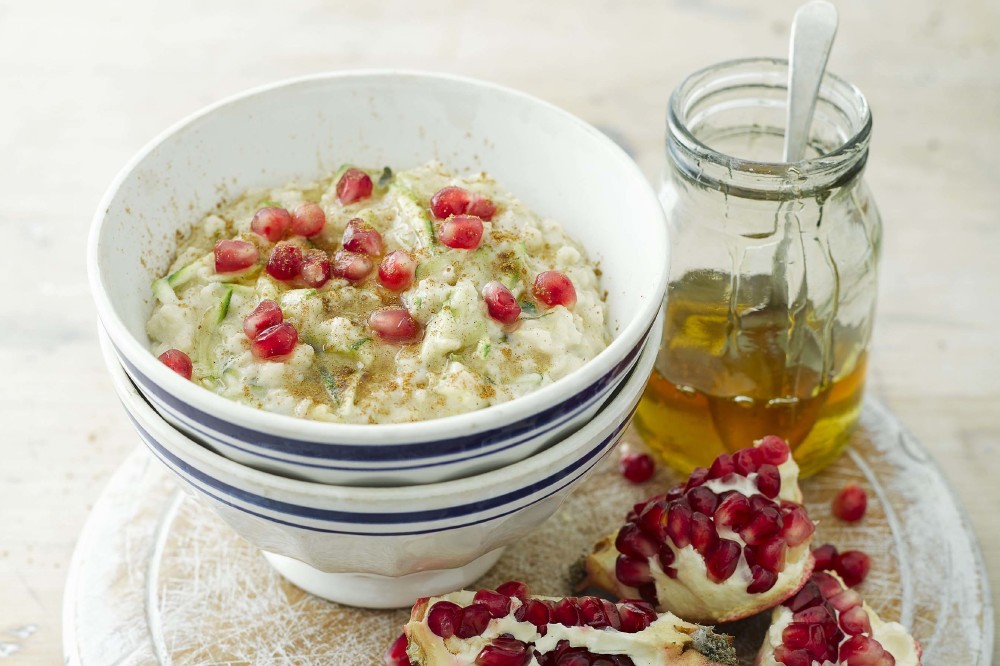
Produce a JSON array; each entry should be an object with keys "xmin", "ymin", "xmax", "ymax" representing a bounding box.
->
[
  {"xmin": 301, "ymin": 250, "xmax": 332, "ymax": 288},
  {"xmin": 835, "ymin": 550, "xmax": 871, "ymax": 587},
  {"xmin": 495, "ymin": 581, "xmax": 529, "ymax": 600},
  {"xmin": 757, "ymin": 435, "xmax": 791, "ymax": 465},
  {"xmin": 532, "ymin": 271, "xmax": 576, "ymax": 308},
  {"xmin": 615, "ymin": 555, "xmax": 653, "ymax": 587},
  {"xmin": 369, "ymin": 309, "xmax": 422, "ymax": 344},
  {"xmin": 384, "ymin": 633, "xmax": 411, "ymax": 666},
  {"xmin": 812, "ymin": 543, "xmax": 839, "ymax": 571},
  {"xmin": 840, "ymin": 605, "xmax": 873, "ymax": 635},
  {"xmin": 482, "ymin": 281, "xmax": 522, "ymax": 325},
  {"xmin": 747, "ymin": 565, "xmax": 778, "ymax": 593},
  {"xmin": 438, "ymin": 214, "xmax": 484, "ymax": 249},
  {"xmin": 214, "ymin": 239, "xmax": 259, "ymax": 273},
  {"xmin": 755, "ymin": 463, "xmax": 782, "ymax": 498},
  {"xmin": 336, "ymin": 168, "xmax": 373, "ymax": 204},
  {"xmin": 243, "ymin": 299, "xmax": 283, "ymax": 339},
  {"xmin": 290, "ymin": 202, "xmax": 326, "ymax": 237},
  {"xmin": 158, "ymin": 349, "xmax": 192, "ymax": 379},
  {"xmin": 473, "ymin": 589, "xmax": 511, "ymax": 619},
  {"xmin": 266, "ymin": 242, "xmax": 303, "ymax": 281},
  {"xmin": 378, "ymin": 250, "xmax": 417, "ymax": 291},
  {"xmin": 618, "ymin": 450, "xmax": 655, "ymax": 484},
  {"xmin": 250, "ymin": 206, "xmax": 291, "ymax": 242},
  {"xmin": 474, "ymin": 637, "xmax": 529, "ymax": 666},
  {"xmin": 331, "ymin": 250, "xmax": 373, "ymax": 282},
  {"xmin": 614, "ymin": 523, "xmax": 658, "ymax": 559},
  {"xmin": 705, "ymin": 539, "xmax": 741, "ymax": 582},
  {"xmin": 251, "ymin": 323, "xmax": 298, "ymax": 360},
  {"xmin": 466, "ymin": 196, "xmax": 497, "ymax": 221},
  {"xmin": 427, "ymin": 600, "xmax": 462, "ymax": 638},
  {"xmin": 430, "ymin": 186, "xmax": 472, "ymax": 219},
  {"xmin": 343, "ymin": 218, "xmax": 384, "ymax": 256},
  {"xmin": 833, "ymin": 483, "xmax": 869, "ymax": 522}
]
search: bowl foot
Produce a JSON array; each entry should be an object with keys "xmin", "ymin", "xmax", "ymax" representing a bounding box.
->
[{"xmin": 262, "ymin": 548, "xmax": 506, "ymax": 609}]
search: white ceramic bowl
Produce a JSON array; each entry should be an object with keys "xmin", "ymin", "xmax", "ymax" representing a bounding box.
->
[
  {"xmin": 88, "ymin": 71, "xmax": 668, "ymax": 485},
  {"xmin": 99, "ymin": 311, "xmax": 660, "ymax": 608}
]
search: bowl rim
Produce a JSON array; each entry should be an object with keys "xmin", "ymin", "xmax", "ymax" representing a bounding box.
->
[
  {"xmin": 99, "ymin": 313, "xmax": 660, "ymax": 505},
  {"xmin": 88, "ymin": 69, "xmax": 667, "ymax": 445}
]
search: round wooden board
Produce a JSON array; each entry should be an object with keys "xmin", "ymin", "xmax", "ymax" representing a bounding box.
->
[{"xmin": 63, "ymin": 399, "xmax": 993, "ymax": 665}]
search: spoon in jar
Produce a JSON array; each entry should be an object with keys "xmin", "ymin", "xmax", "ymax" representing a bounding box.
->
[{"xmin": 783, "ymin": 0, "xmax": 839, "ymax": 162}]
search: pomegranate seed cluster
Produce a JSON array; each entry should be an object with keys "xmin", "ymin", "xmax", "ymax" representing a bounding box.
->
[{"xmin": 612, "ymin": 437, "xmax": 814, "ymax": 603}]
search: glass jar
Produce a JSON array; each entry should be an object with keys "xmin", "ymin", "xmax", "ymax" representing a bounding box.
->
[{"xmin": 634, "ymin": 58, "xmax": 881, "ymax": 477}]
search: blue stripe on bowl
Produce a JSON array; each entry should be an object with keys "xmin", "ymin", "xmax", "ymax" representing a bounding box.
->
[
  {"xmin": 124, "ymin": 403, "xmax": 635, "ymax": 528},
  {"xmin": 115, "ymin": 319, "xmax": 649, "ymax": 461}
]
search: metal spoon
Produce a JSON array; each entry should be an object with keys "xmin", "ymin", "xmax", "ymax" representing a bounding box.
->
[{"xmin": 783, "ymin": 1, "xmax": 839, "ymax": 162}]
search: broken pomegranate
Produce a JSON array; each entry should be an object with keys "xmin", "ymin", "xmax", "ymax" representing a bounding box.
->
[
  {"xmin": 336, "ymin": 168, "xmax": 373, "ymax": 204},
  {"xmin": 403, "ymin": 581, "xmax": 738, "ymax": 666},
  {"xmin": 833, "ymin": 484, "xmax": 868, "ymax": 522},
  {"xmin": 157, "ymin": 349, "xmax": 192, "ymax": 379},
  {"xmin": 584, "ymin": 436, "xmax": 816, "ymax": 623},
  {"xmin": 619, "ymin": 450, "xmax": 655, "ymax": 484},
  {"xmin": 250, "ymin": 206, "xmax": 291, "ymax": 242},
  {"xmin": 755, "ymin": 571, "xmax": 922, "ymax": 666},
  {"xmin": 290, "ymin": 202, "xmax": 326, "ymax": 237},
  {"xmin": 532, "ymin": 271, "xmax": 577, "ymax": 309}
]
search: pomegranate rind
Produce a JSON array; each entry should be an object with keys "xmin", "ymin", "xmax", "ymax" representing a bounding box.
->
[
  {"xmin": 404, "ymin": 591, "xmax": 738, "ymax": 666},
  {"xmin": 754, "ymin": 572, "xmax": 923, "ymax": 666}
]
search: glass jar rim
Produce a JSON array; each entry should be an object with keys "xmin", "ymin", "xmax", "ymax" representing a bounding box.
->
[{"xmin": 667, "ymin": 57, "xmax": 872, "ymax": 197}]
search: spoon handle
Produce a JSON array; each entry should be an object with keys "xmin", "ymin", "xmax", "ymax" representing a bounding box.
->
[{"xmin": 783, "ymin": 0, "xmax": 839, "ymax": 163}]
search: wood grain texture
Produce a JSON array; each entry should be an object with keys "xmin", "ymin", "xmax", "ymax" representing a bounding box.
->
[{"xmin": 1, "ymin": 0, "xmax": 997, "ymax": 663}]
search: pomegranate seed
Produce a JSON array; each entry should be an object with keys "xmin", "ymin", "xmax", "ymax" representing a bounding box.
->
[
  {"xmin": 785, "ymin": 581, "xmax": 824, "ymax": 613},
  {"xmin": 579, "ymin": 597, "xmax": 613, "ymax": 629},
  {"xmin": 290, "ymin": 202, "xmax": 326, "ymax": 237},
  {"xmin": 835, "ymin": 550, "xmax": 871, "ymax": 587},
  {"xmin": 774, "ymin": 646, "xmax": 813, "ymax": 666},
  {"xmin": 384, "ymin": 633, "xmax": 411, "ymax": 666},
  {"xmin": 615, "ymin": 555, "xmax": 653, "ymax": 587},
  {"xmin": 331, "ymin": 250, "xmax": 373, "ymax": 282},
  {"xmin": 757, "ymin": 435, "xmax": 791, "ymax": 465},
  {"xmin": 615, "ymin": 523, "xmax": 658, "ymax": 559},
  {"xmin": 781, "ymin": 622, "xmax": 813, "ymax": 651},
  {"xmin": 637, "ymin": 500, "xmax": 669, "ymax": 542},
  {"xmin": 829, "ymin": 588, "xmax": 863, "ymax": 613},
  {"xmin": 532, "ymin": 271, "xmax": 576, "ymax": 308},
  {"xmin": 666, "ymin": 503, "xmax": 693, "ymax": 548},
  {"xmin": 513, "ymin": 599, "xmax": 549, "ymax": 628},
  {"xmin": 813, "ymin": 543, "xmax": 839, "ymax": 571},
  {"xmin": 687, "ymin": 487, "xmax": 718, "ymax": 515},
  {"xmin": 343, "ymin": 218, "xmax": 384, "ymax": 256},
  {"xmin": 747, "ymin": 565, "xmax": 778, "ymax": 593},
  {"xmin": 301, "ymin": 249, "xmax": 332, "ymax": 288},
  {"xmin": 378, "ymin": 250, "xmax": 417, "ymax": 291},
  {"xmin": 427, "ymin": 600, "xmax": 463, "ymax": 638},
  {"xmin": 781, "ymin": 505, "xmax": 816, "ymax": 547},
  {"xmin": 812, "ymin": 571, "xmax": 844, "ymax": 599},
  {"xmin": 438, "ymin": 214, "xmax": 484, "ymax": 249},
  {"xmin": 251, "ymin": 323, "xmax": 297, "ymax": 360},
  {"xmin": 430, "ymin": 186, "xmax": 472, "ymax": 219},
  {"xmin": 686, "ymin": 468, "xmax": 710, "ymax": 492},
  {"xmin": 214, "ymin": 239, "xmax": 259, "ymax": 273},
  {"xmin": 243, "ymin": 299, "xmax": 283, "ymax": 339},
  {"xmin": 793, "ymin": 601, "xmax": 836, "ymax": 624},
  {"xmin": 839, "ymin": 635, "xmax": 886, "ymax": 664},
  {"xmin": 840, "ymin": 605, "xmax": 873, "ymax": 635},
  {"xmin": 158, "ymin": 349, "xmax": 192, "ymax": 379},
  {"xmin": 495, "ymin": 581, "xmax": 529, "ymax": 600},
  {"xmin": 739, "ymin": 505, "xmax": 782, "ymax": 545},
  {"xmin": 708, "ymin": 453, "xmax": 735, "ymax": 479},
  {"xmin": 749, "ymin": 493, "xmax": 773, "ymax": 514},
  {"xmin": 266, "ymin": 242, "xmax": 303, "ymax": 281},
  {"xmin": 733, "ymin": 447, "xmax": 762, "ymax": 476},
  {"xmin": 833, "ymin": 483, "xmax": 869, "ymax": 522},
  {"xmin": 618, "ymin": 451, "xmax": 655, "ymax": 484},
  {"xmin": 336, "ymin": 168, "xmax": 373, "ymax": 204},
  {"xmin": 658, "ymin": 544, "xmax": 677, "ymax": 574},
  {"xmin": 690, "ymin": 512, "xmax": 719, "ymax": 556},
  {"xmin": 552, "ymin": 598, "xmax": 582, "ymax": 626},
  {"xmin": 475, "ymin": 637, "xmax": 528, "ymax": 666},
  {"xmin": 369, "ymin": 309, "xmax": 422, "ymax": 344},
  {"xmin": 456, "ymin": 604, "xmax": 493, "ymax": 638},
  {"xmin": 482, "ymin": 281, "xmax": 522, "ymax": 326},
  {"xmin": 755, "ymin": 464, "xmax": 782, "ymax": 498},
  {"xmin": 250, "ymin": 206, "xmax": 291, "ymax": 242},
  {"xmin": 705, "ymin": 539, "xmax": 741, "ymax": 583},
  {"xmin": 714, "ymin": 492, "xmax": 752, "ymax": 530},
  {"xmin": 467, "ymin": 196, "xmax": 497, "ymax": 221},
  {"xmin": 474, "ymin": 589, "xmax": 512, "ymax": 618},
  {"xmin": 752, "ymin": 536, "xmax": 788, "ymax": 572}
]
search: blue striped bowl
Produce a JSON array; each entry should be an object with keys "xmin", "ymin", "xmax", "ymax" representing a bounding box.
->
[{"xmin": 99, "ymin": 319, "xmax": 659, "ymax": 608}]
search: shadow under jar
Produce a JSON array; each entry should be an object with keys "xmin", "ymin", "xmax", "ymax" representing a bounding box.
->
[{"xmin": 636, "ymin": 58, "xmax": 881, "ymax": 477}]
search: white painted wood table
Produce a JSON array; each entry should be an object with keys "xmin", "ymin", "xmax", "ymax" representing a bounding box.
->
[{"xmin": 1, "ymin": 0, "xmax": 998, "ymax": 663}]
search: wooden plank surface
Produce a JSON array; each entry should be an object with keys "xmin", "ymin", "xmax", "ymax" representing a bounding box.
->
[{"xmin": 1, "ymin": 0, "xmax": 997, "ymax": 663}]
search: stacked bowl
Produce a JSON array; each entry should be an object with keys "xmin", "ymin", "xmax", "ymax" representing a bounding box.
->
[{"xmin": 88, "ymin": 72, "xmax": 669, "ymax": 607}]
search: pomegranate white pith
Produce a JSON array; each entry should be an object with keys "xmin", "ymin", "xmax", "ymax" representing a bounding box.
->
[
  {"xmin": 584, "ymin": 437, "xmax": 816, "ymax": 624},
  {"xmin": 755, "ymin": 572, "xmax": 922, "ymax": 666},
  {"xmin": 403, "ymin": 586, "xmax": 738, "ymax": 666}
]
